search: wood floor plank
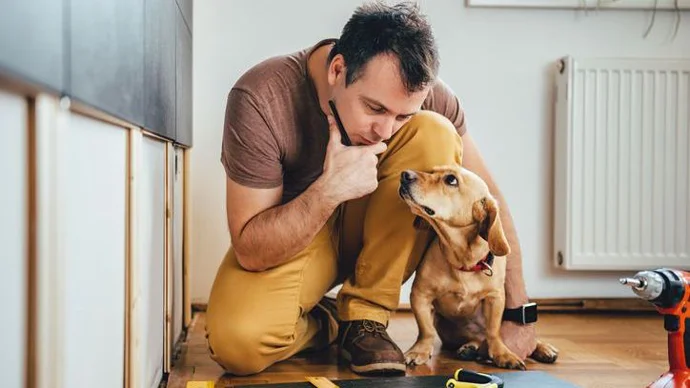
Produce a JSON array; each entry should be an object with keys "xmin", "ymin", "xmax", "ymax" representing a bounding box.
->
[{"xmin": 167, "ymin": 311, "xmax": 669, "ymax": 388}]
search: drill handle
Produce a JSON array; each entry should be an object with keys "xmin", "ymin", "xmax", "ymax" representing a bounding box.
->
[
  {"xmin": 664, "ymin": 300, "xmax": 690, "ymax": 371},
  {"xmin": 667, "ymin": 329, "xmax": 689, "ymax": 371}
]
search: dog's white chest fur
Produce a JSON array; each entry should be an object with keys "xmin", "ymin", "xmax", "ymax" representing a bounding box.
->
[
  {"xmin": 413, "ymin": 241, "xmax": 506, "ymax": 320},
  {"xmin": 433, "ymin": 275, "xmax": 491, "ymax": 318}
]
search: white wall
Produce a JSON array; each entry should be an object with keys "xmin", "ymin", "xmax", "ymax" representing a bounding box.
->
[{"xmin": 191, "ymin": 0, "xmax": 690, "ymax": 303}]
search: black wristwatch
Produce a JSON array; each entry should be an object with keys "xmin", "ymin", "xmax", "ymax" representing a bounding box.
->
[{"xmin": 502, "ymin": 302, "xmax": 538, "ymax": 325}]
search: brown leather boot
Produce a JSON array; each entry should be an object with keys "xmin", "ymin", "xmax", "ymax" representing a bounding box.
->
[{"xmin": 338, "ymin": 319, "xmax": 406, "ymax": 375}]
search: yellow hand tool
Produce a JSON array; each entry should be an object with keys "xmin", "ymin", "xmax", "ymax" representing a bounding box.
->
[
  {"xmin": 185, "ymin": 381, "xmax": 215, "ymax": 388},
  {"xmin": 306, "ymin": 376, "xmax": 339, "ymax": 388},
  {"xmin": 445, "ymin": 368, "xmax": 504, "ymax": 388}
]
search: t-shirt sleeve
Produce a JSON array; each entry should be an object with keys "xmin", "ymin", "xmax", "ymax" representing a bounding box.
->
[
  {"xmin": 423, "ymin": 78, "xmax": 467, "ymax": 137},
  {"xmin": 221, "ymin": 88, "xmax": 283, "ymax": 188}
]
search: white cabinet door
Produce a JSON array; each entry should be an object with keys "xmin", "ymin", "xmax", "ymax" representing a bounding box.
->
[
  {"xmin": 0, "ymin": 90, "xmax": 28, "ymax": 388},
  {"xmin": 172, "ymin": 147, "xmax": 184, "ymax": 352},
  {"xmin": 60, "ymin": 113, "xmax": 127, "ymax": 388},
  {"xmin": 132, "ymin": 134, "xmax": 166, "ymax": 388}
]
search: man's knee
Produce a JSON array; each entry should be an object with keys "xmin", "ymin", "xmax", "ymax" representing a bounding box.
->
[
  {"xmin": 409, "ymin": 110, "xmax": 462, "ymax": 148},
  {"xmin": 388, "ymin": 110, "xmax": 463, "ymax": 167},
  {"xmin": 408, "ymin": 110, "xmax": 457, "ymax": 132},
  {"xmin": 207, "ymin": 319, "xmax": 277, "ymax": 376}
]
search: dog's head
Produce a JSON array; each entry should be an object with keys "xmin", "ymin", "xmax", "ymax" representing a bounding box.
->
[{"xmin": 398, "ymin": 165, "xmax": 510, "ymax": 258}]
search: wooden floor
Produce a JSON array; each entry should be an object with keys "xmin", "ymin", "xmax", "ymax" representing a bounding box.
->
[{"xmin": 166, "ymin": 310, "xmax": 670, "ymax": 388}]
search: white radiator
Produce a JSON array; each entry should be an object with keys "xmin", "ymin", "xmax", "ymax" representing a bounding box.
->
[{"xmin": 553, "ymin": 56, "xmax": 690, "ymax": 270}]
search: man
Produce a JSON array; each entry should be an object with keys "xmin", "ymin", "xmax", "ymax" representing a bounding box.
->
[{"xmin": 206, "ymin": 2, "xmax": 536, "ymax": 377}]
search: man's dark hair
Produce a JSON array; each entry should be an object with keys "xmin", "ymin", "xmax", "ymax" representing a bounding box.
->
[{"xmin": 328, "ymin": 2, "xmax": 439, "ymax": 93}]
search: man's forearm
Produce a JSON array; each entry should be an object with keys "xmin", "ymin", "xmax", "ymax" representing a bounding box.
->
[
  {"xmin": 490, "ymin": 189, "xmax": 530, "ymax": 308},
  {"xmin": 234, "ymin": 179, "xmax": 339, "ymax": 271},
  {"xmin": 461, "ymin": 134, "xmax": 529, "ymax": 309}
]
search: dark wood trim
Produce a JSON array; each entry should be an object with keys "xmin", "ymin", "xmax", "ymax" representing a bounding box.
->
[
  {"xmin": 191, "ymin": 297, "xmax": 657, "ymax": 314},
  {"xmin": 397, "ymin": 298, "xmax": 655, "ymax": 312},
  {"xmin": 26, "ymin": 96, "xmax": 37, "ymax": 388},
  {"xmin": 68, "ymin": 97, "xmax": 136, "ymax": 131},
  {"xmin": 0, "ymin": 72, "xmax": 60, "ymax": 101},
  {"xmin": 530, "ymin": 297, "xmax": 656, "ymax": 312},
  {"xmin": 125, "ymin": 127, "xmax": 145, "ymax": 388}
]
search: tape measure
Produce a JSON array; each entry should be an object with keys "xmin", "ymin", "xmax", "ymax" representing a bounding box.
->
[
  {"xmin": 185, "ymin": 381, "xmax": 215, "ymax": 388},
  {"xmin": 306, "ymin": 376, "xmax": 339, "ymax": 388},
  {"xmin": 445, "ymin": 368, "xmax": 504, "ymax": 388}
]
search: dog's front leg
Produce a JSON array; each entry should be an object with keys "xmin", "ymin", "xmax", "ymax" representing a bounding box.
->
[
  {"xmin": 404, "ymin": 290, "xmax": 436, "ymax": 366},
  {"xmin": 483, "ymin": 291, "xmax": 526, "ymax": 370}
]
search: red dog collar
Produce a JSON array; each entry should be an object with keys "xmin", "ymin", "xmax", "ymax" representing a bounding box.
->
[{"xmin": 457, "ymin": 252, "xmax": 494, "ymax": 276}]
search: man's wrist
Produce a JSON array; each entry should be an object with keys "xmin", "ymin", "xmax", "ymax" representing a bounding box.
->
[
  {"xmin": 505, "ymin": 294, "xmax": 529, "ymax": 310},
  {"xmin": 504, "ymin": 261, "xmax": 529, "ymax": 309},
  {"xmin": 502, "ymin": 302, "xmax": 538, "ymax": 325},
  {"xmin": 310, "ymin": 176, "xmax": 341, "ymax": 212},
  {"xmin": 504, "ymin": 281, "xmax": 529, "ymax": 309}
]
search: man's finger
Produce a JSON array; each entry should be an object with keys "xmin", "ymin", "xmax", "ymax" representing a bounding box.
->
[
  {"xmin": 327, "ymin": 116, "xmax": 342, "ymax": 145},
  {"xmin": 364, "ymin": 141, "xmax": 387, "ymax": 155}
]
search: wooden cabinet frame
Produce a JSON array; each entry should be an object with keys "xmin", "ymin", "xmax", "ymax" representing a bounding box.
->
[{"xmin": 9, "ymin": 82, "xmax": 191, "ymax": 388}]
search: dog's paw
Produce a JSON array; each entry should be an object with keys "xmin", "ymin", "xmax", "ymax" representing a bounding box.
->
[
  {"xmin": 491, "ymin": 350, "xmax": 527, "ymax": 371},
  {"xmin": 530, "ymin": 340, "xmax": 559, "ymax": 364},
  {"xmin": 455, "ymin": 343, "xmax": 479, "ymax": 361},
  {"xmin": 404, "ymin": 343, "xmax": 433, "ymax": 366}
]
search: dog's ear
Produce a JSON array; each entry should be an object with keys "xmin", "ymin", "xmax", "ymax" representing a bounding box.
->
[
  {"xmin": 473, "ymin": 196, "xmax": 510, "ymax": 256},
  {"xmin": 413, "ymin": 216, "xmax": 433, "ymax": 231}
]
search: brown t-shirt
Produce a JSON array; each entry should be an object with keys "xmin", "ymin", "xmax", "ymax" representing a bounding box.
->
[{"xmin": 221, "ymin": 39, "xmax": 467, "ymax": 204}]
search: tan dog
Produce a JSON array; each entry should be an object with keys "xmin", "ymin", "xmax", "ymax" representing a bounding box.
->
[{"xmin": 398, "ymin": 165, "xmax": 558, "ymax": 370}]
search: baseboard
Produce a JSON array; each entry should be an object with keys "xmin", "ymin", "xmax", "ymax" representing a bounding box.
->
[
  {"xmin": 192, "ymin": 298, "xmax": 656, "ymax": 314},
  {"xmin": 398, "ymin": 298, "xmax": 655, "ymax": 312},
  {"xmin": 528, "ymin": 298, "xmax": 656, "ymax": 312}
]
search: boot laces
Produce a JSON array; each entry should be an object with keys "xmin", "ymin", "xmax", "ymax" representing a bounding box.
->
[{"xmin": 358, "ymin": 319, "xmax": 388, "ymax": 337}]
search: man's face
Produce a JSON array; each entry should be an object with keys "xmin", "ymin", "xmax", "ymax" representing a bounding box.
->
[{"xmin": 328, "ymin": 53, "xmax": 430, "ymax": 146}]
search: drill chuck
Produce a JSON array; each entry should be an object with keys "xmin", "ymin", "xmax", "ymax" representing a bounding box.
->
[{"xmin": 619, "ymin": 270, "xmax": 665, "ymax": 301}]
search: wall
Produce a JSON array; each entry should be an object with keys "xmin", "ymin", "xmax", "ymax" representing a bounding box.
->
[{"xmin": 191, "ymin": 0, "xmax": 690, "ymax": 303}]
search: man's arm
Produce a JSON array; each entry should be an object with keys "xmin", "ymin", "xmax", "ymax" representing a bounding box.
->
[
  {"xmin": 225, "ymin": 177, "xmax": 338, "ymax": 272},
  {"xmin": 461, "ymin": 134, "xmax": 529, "ymax": 308},
  {"xmin": 461, "ymin": 133, "xmax": 536, "ymax": 359},
  {"xmin": 226, "ymin": 117, "xmax": 386, "ymax": 272}
]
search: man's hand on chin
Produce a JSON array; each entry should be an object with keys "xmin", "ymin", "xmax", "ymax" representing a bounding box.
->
[{"xmin": 500, "ymin": 320, "xmax": 536, "ymax": 360}]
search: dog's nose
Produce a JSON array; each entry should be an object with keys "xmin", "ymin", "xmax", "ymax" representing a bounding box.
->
[{"xmin": 401, "ymin": 170, "xmax": 417, "ymax": 184}]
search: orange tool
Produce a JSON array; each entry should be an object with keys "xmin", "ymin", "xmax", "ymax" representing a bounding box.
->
[{"xmin": 621, "ymin": 268, "xmax": 690, "ymax": 388}]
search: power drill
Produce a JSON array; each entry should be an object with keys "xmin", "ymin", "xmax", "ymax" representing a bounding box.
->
[{"xmin": 620, "ymin": 268, "xmax": 690, "ymax": 388}]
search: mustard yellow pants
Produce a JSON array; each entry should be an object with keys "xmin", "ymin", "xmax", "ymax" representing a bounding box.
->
[{"xmin": 205, "ymin": 111, "xmax": 464, "ymax": 375}]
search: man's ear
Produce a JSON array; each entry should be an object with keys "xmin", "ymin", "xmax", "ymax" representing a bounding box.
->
[
  {"xmin": 327, "ymin": 53, "xmax": 346, "ymax": 87},
  {"xmin": 473, "ymin": 196, "xmax": 510, "ymax": 256}
]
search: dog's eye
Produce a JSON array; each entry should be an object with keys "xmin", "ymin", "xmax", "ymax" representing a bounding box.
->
[{"xmin": 444, "ymin": 174, "xmax": 458, "ymax": 187}]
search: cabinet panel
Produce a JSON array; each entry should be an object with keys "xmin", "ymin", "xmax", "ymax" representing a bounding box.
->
[
  {"xmin": 172, "ymin": 148, "xmax": 185, "ymax": 349},
  {"xmin": 0, "ymin": 0, "xmax": 63, "ymax": 92},
  {"xmin": 61, "ymin": 113, "xmax": 127, "ymax": 388},
  {"xmin": 69, "ymin": 0, "xmax": 144, "ymax": 126},
  {"xmin": 175, "ymin": 10, "xmax": 193, "ymax": 147},
  {"xmin": 133, "ymin": 135, "xmax": 166, "ymax": 388},
  {"xmin": 0, "ymin": 91, "xmax": 28, "ymax": 388},
  {"xmin": 176, "ymin": 0, "xmax": 193, "ymax": 33},
  {"xmin": 144, "ymin": 0, "xmax": 176, "ymax": 139},
  {"xmin": 35, "ymin": 95, "xmax": 61, "ymax": 388}
]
